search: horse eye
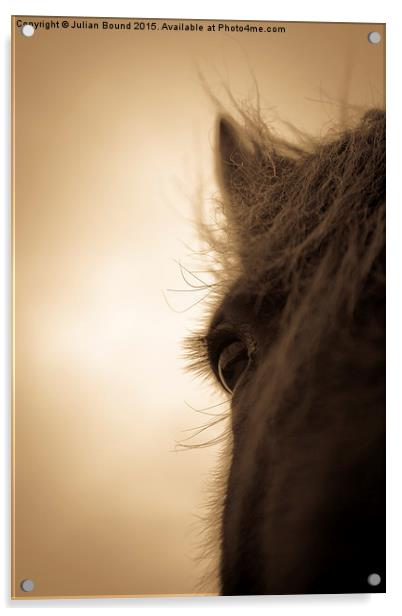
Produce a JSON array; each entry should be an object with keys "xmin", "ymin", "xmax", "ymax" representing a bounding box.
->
[{"xmin": 217, "ymin": 340, "xmax": 250, "ymax": 394}]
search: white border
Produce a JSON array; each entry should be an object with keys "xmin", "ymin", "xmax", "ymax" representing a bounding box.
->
[
  {"xmin": 0, "ymin": 1, "xmax": 393, "ymax": 22},
  {"xmin": 2, "ymin": 1, "xmax": 401, "ymax": 614}
]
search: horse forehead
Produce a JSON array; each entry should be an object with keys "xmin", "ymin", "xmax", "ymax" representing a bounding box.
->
[
  {"xmin": 211, "ymin": 288, "xmax": 255, "ymax": 328},
  {"xmin": 212, "ymin": 278, "xmax": 284, "ymax": 330}
]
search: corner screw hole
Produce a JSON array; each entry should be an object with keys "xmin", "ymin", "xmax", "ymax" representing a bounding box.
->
[
  {"xmin": 20, "ymin": 579, "xmax": 34, "ymax": 592},
  {"xmin": 368, "ymin": 32, "xmax": 381, "ymax": 44},
  {"xmin": 367, "ymin": 573, "xmax": 381, "ymax": 587},
  {"xmin": 21, "ymin": 24, "xmax": 35, "ymax": 37}
]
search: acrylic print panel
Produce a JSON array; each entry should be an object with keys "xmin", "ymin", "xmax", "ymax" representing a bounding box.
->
[{"xmin": 12, "ymin": 16, "xmax": 385, "ymax": 599}]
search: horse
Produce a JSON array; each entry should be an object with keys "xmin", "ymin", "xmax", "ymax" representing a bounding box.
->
[{"xmin": 184, "ymin": 107, "xmax": 385, "ymax": 595}]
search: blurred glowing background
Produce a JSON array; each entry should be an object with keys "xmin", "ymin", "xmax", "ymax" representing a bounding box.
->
[{"xmin": 12, "ymin": 17, "xmax": 384, "ymax": 597}]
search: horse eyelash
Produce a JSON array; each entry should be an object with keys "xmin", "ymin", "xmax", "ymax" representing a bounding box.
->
[{"xmin": 183, "ymin": 332, "xmax": 213, "ymax": 381}]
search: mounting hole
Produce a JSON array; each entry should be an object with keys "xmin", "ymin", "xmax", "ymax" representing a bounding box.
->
[
  {"xmin": 368, "ymin": 31, "xmax": 381, "ymax": 44},
  {"xmin": 20, "ymin": 578, "xmax": 34, "ymax": 592},
  {"xmin": 21, "ymin": 24, "xmax": 35, "ymax": 37},
  {"xmin": 367, "ymin": 573, "xmax": 381, "ymax": 587}
]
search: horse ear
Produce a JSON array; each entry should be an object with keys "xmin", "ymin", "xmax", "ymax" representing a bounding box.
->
[
  {"xmin": 216, "ymin": 116, "xmax": 255, "ymax": 199},
  {"xmin": 216, "ymin": 115, "xmax": 293, "ymax": 202}
]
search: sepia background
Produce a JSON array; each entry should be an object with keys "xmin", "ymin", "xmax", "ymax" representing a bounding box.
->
[{"xmin": 12, "ymin": 16, "xmax": 385, "ymax": 598}]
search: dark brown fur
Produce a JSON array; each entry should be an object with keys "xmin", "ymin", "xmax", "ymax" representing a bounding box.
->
[{"xmin": 185, "ymin": 108, "xmax": 385, "ymax": 594}]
